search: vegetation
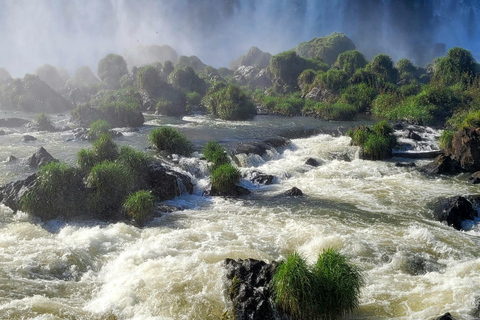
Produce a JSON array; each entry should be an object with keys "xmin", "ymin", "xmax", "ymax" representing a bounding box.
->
[
  {"xmin": 203, "ymin": 84, "xmax": 256, "ymax": 120},
  {"xmin": 123, "ymin": 190, "xmax": 156, "ymax": 226},
  {"xmin": 439, "ymin": 129, "xmax": 455, "ymax": 153},
  {"xmin": 294, "ymin": 32, "xmax": 356, "ymax": 65},
  {"xmin": 335, "ymin": 50, "xmax": 368, "ymax": 76},
  {"xmin": 35, "ymin": 113, "xmax": 55, "ymax": 131},
  {"xmin": 88, "ymin": 120, "xmax": 111, "ymax": 140},
  {"xmin": 273, "ymin": 249, "xmax": 364, "ymax": 320},
  {"xmin": 149, "ymin": 127, "xmax": 193, "ymax": 156},
  {"xmin": 202, "ymin": 140, "xmax": 229, "ymax": 170},
  {"xmin": 210, "ymin": 163, "xmax": 241, "ymax": 194},
  {"xmin": 348, "ymin": 121, "xmax": 397, "ymax": 160},
  {"xmin": 97, "ymin": 53, "xmax": 128, "ymax": 89},
  {"xmin": 303, "ymin": 101, "xmax": 356, "ymax": 121}
]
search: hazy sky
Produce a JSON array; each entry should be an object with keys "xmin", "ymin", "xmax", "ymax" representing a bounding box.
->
[{"xmin": 0, "ymin": 0, "xmax": 478, "ymax": 78}]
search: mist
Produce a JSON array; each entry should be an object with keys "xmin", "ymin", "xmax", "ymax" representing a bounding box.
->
[{"xmin": 0, "ymin": 0, "xmax": 478, "ymax": 77}]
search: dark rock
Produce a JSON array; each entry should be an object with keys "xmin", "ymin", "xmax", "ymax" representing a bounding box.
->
[
  {"xmin": 6, "ymin": 155, "xmax": 17, "ymax": 163},
  {"xmin": 328, "ymin": 152, "xmax": 351, "ymax": 162},
  {"xmin": 468, "ymin": 171, "xmax": 480, "ymax": 184},
  {"xmin": 224, "ymin": 258, "xmax": 278, "ymax": 320},
  {"xmin": 451, "ymin": 127, "xmax": 480, "ymax": 172},
  {"xmin": 264, "ymin": 137, "xmax": 289, "ymax": 148},
  {"xmin": 209, "ymin": 185, "xmax": 251, "ymax": 197},
  {"xmin": 395, "ymin": 162, "xmax": 416, "ymax": 168},
  {"xmin": 435, "ymin": 312, "xmax": 455, "ymax": 320},
  {"xmin": 233, "ymin": 142, "xmax": 270, "ymax": 157},
  {"xmin": 245, "ymin": 170, "xmax": 275, "ymax": 185},
  {"xmin": 0, "ymin": 130, "xmax": 5, "ymax": 135},
  {"xmin": 22, "ymin": 135, "xmax": 37, "ymax": 142},
  {"xmin": 283, "ymin": 187, "xmax": 303, "ymax": 197},
  {"xmin": 0, "ymin": 118, "xmax": 30, "ymax": 127},
  {"xmin": 420, "ymin": 154, "xmax": 462, "ymax": 175},
  {"xmin": 432, "ymin": 196, "xmax": 478, "ymax": 230},
  {"xmin": 407, "ymin": 130, "xmax": 422, "ymax": 141},
  {"xmin": 146, "ymin": 161, "xmax": 194, "ymax": 201},
  {"xmin": 0, "ymin": 173, "xmax": 38, "ymax": 212},
  {"xmin": 305, "ymin": 158, "xmax": 321, "ymax": 167},
  {"xmin": 393, "ymin": 123, "xmax": 405, "ymax": 130},
  {"xmin": 26, "ymin": 147, "xmax": 58, "ymax": 168}
]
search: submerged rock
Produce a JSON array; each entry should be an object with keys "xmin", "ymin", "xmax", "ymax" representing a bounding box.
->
[
  {"xmin": 209, "ymin": 185, "xmax": 251, "ymax": 197},
  {"xmin": 305, "ymin": 158, "xmax": 321, "ymax": 167},
  {"xmin": 224, "ymin": 258, "xmax": 278, "ymax": 320},
  {"xmin": 432, "ymin": 196, "xmax": 479, "ymax": 230},
  {"xmin": 435, "ymin": 312, "xmax": 455, "ymax": 320},
  {"xmin": 283, "ymin": 187, "xmax": 303, "ymax": 197},
  {"xmin": 468, "ymin": 171, "xmax": 480, "ymax": 184},
  {"xmin": 22, "ymin": 135, "xmax": 37, "ymax": 142},
  {"xmin": 244, "ymin": 170, "xmax": 275, "ymax": 185}
]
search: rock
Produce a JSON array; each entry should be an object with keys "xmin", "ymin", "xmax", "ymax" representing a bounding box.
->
[
  {"xmin": 305, "ymin": 158, "xmax": 321, "ymax": 167},
  {"xmin": 0, "ymin": 118, "xmax": 30, "ymax": 127},
  {"xmin": 264, "ymin": 137, "xmax": 289, "ymax": 148},
  {"xmin": 224, "ymin": 258, "xmax": 278, "ymax": 320},
  {"xmin": 233, "ymin": 142, "xmax": 270, "ymax": 157},
  {"xmin": 146, "ymin": 161, "xmax": 194, "ymax": 201},
  {"xmin": 283, "ymin": 187, "xmax": 303, "ymax": 197},
  {"xmin": 432, "ymin": 196, "xmax": 478, "ymax": 230},
  {"xmin": 209, "ymin": 185, "xmax": 251, "ymax": 197},
  {"xmin": 450, "ymin": 127, "xmax": 480, "ymax": 172},
  {"xmin": 26, "ymin": 147, "xmax": 58, "ymax": 168},
  {"xmin": 6, "ymin": 155, "xmax": 17, "ymax": 163},
  {"xmin": 245, "ymin": 170, "xmax": 275, "ymax": 185},
  {"xmin": 468, "ymin": 171, "xmax": 480, "ymax": 184},
  {"xmin": 0, "ymin": 130, "xmax": 5, "ymax": 135},
  {"xmin": 22, "ymin": 135, "xmax": 37, "ymax": 142},
  {"xmin": 233, "ymin": 66, "xmax": 272, "ymax": 88},
  {"xmin": 230, "ymin": 46, "xmax": 272, "ymax": 70},
  {"xmin": 0, "ymin": 173, "xmax": 38, "ymax": 211},
  {"xmin": 395, "ymin": 162, "xmax": 416, "ymax": 168},
  {"xmin": 435, "ymin": 312, "xmax": 455, "ymax": 320},
  {"xmin": 420, "ymin": 154, "xmax": 462, "ymax": 175},
  {"xmin": 407, "ymin": 130, "xmax": 422, "ymax": 141}
]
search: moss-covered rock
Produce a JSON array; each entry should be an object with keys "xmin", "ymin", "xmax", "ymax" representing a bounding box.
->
[
  {"xmin": 175, "ymin": 55, "xmax": 207, "ymax": 72},
  {"xmin": 230, "ymin": 46, "xmax": 272, "ymax": 70},
  {"xmin": 294, "ymin": 32, "xmax": 356, "ymax": 65}
]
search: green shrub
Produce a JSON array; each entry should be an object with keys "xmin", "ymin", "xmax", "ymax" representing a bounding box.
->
[
  {"xmin": 396, "ymin": 58, "xmax": 417, "ymax": 76},
  {"xmin": 262, "ymin": 95, "xmax": 304, "ymax": 116},
  {"xmin": 204, "ymin": 84, "xmax": 256, "ymax": 120},
  {"xmin": 294, "ymin": 32, "xmax": 356, "ymax": 65},
  {"xmin": 399, "ymin": 82, "xmax": 423, "ymax": 97},
  {"xmin": 312, "ymin": 248, "xmax": 364, "ymax": 319},
  {"xmin": 348, "ymin": 121, "xmax": 397, "ymax": 160},
  {"xmin": 123, "ymin": 190, "xmax": 155, "ymax": 225},
  {"xmin": 367, "ymin": 54, "xmax": 398, "ymax": 84},
  {"xmin": 211, "ymin": 163, "xmax": 241, "ymax": 194},
  {"xmin": 117, "ymin": 145, "xmax": 150, "ymax": 189},
  {"xmin": 433, "ymin": 47, "xmax": 478, "ymax": 87},
  {"xmin": 315, "ymin": 69, "xmax": 348, "ymax": 93},
  {"xmin": 334, "ymin": 50, "xmax": 368, "ymax": 76},
  {"xmin": 77, "ymin": 148, "xmax": 98, "ymax": 172},
  {"xmin": 22, "ymin": 162, "xmax": 86, "ymax": 220},
  {"xmin": 154, "ymin": 84, "xmax": 187, "ymax": 116},
  {"xmin": 202, "ymin": 141, "xmax": 229, "ymax": 169},
  {"xmin": 93, "ymin": 134, "xmax": 119, "ymax": 162},
  {"xmin": 88, "ymin": 119, "xmax": 111, "ymax": 140},
  {"xmin": 459, "ymin": 109, "xmax": 480, "ymax": 129},
  {"xmin": 136, "ymin": 65, "xmax": 161, "ymax": 95},
  {"xmin": 168, "ymin": 66, "xmax": 206, "ymax": 94},
  {"xmin": 97, "ymin": 53, "xmax": 128, "ymax": 89},
  {"xmin": 439, "ymin": 129, "xmax": 455, "ymax": 153},
  {"xmin": 86, "ymin": 161, "xmax": 133, "ymax": 219},
  {"xmin": 186, "ymin": 91, "xmax": 202, "ymax": 107},
  {"xmin": 306, "ymin": 102, "xmax": 356, "ymax": 121},
  {"xmin": 349, "ymin": 68, "xmax": 380, "ymax": 88},
  {"xmin": 35, "ymin": 113, "xmax": 55, "ymax": 131},
  {"xmin": 96, "ymin": 87, "xmax": 145, "ymax": 127},
  {"xmin": 149, "ymin": 127, "xmax": 193, "ymax": 156},
  {"xmin": 339, "ymin": 83, "xmax": 377, "ymax": 112},
  {"xmin": 273, "ymin": 252, "xmax": 315, "ymax": 319}
]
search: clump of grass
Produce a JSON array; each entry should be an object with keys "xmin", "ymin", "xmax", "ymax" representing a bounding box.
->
[
  {"xmin": 304, "ymin": 102, "xmax": 356, "ymax": 121},
  {"xmin": 272, "ymin": 249, "xmax": 365, "ymax": 320},
  {"xmin": 149, "ymin": 127, "xmax": 193, "ymax": 156},
  {"xmin": 211, "ymin": 163, "xmax": 241, "ymax": 194},
  {"xmin": 123, "ymin": 190, "xmax": 155, "ymax": 226},
  {"xmin": 202, "ymin": 140, "xmax": 229, "ymax": 170},
  {"xmin": 35, "ymin": 113, "xmax": 55, "ymax": 131},
  {"xmin": 347, "ymin": 121, "xmax": 397, "ymax": 160},
  {"xmin": 88, "ymin": 119, "xmax": 111, "ymax": 140},
  {"xmin": 439, "ymin": 129, "xmax": 455, "ymax": 153}
]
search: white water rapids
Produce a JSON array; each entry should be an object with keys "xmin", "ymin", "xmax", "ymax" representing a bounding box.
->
[{"xmin": 1, "ymin": 113, "xmax": 480, "ymax": 319}]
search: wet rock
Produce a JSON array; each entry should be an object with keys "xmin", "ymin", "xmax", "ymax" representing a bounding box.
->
[
  {"xmin": 0, "ymin": 118, "xmax": 30, "ymax": 127},
  {"xmin": 224, "ymin": 258, "xmax": 278, "ymax": 320},
  {"xmin": 305, "ymin": 158, "xmax": 321, "ymax": 167},
  {"xmin": 264, "ymin": 137, "xmax": 289, "ymax": 148},
  {"xmin": 26, "ymin": 147, "xmax": 58, "ymax": 168},
  {"xmin": 209, "ymin": 185, "xmax": 251, "ymax": 197},
  {"xmin": 432, "ymin": 196, "xmax": 479, "ymax": 230},
  {"xmin": 6, "ymin": 155, "xmax": 17, "ymax": 163},
  {"xmin": 146, "ymin": 161, "xmax": 194, "ymax": 201},
  {"xmin": 328, "ymin": 151, "xmax": 351, "ymax": 162},
  {"xmin": 420, "ymin": 154, "xmax": 462, "ymax": 175},
  {"xmin": 0, "ymin": 173, "xmax": 38, "ymax": 211},
  {"xmin": 395, "ymin": 162, "xmax": 416, "ymax": 168},
  {"xmin": 233, "ymin": 141, "xmax": 270, "ymax": 157},
  {"xmin": 407, "ymin": 130, "xmax": 422, "ymax": 141},
  {"xmin": 0, "ymin": 130, "xmax": 5, "ymax": 135},
  {"xmin": 435, "ymin": 312, "xmax": 455, "ymax": 320},
  {"xmin": 245, "ymin": 170, "xmax": 275, "ymax": 185},
  {"xmin": 468, "ymin": 171, "xmax": 480, "ymax": 184},
  {"xmin": 283, "ymin": 187, "xmax": 303, "ymax": 197},
  {"xmin": 22, "ymin": 135, "xmax": 37, "ymax": 142},
  {"xmin": 233, "ymin": 66, "xmax": 272, "ymax": 88},
  {"xmin": 450, "ymin": 127, "xmax": 480, "ymax": 172}
]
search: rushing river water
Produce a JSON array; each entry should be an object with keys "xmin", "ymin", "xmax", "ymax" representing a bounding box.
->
[{"xmin": 0, "ymin": 113, "xmax": 480, "ymax": 320}]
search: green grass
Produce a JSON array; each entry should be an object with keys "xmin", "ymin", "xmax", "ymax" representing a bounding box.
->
[
  {"xmin": 347, "ymin": 121, "xmax": 397, "ymax": 160},
  {"xmin": 123, "ymin": 190, "xmax": 156, "ymax": 225},
  {"xmin": 88, "ymin": 119, "xmax": 111, "ymax": 140},
  {"xmin": 35, "ymin": 113, "xmax": 55, "ymax": 131},
  {"xmin": 439, "ymin": 129, "xmax": 455, "ymax": 152},
  {"xmin": 211, "ymin": 163, "xmax": 241, "ymax": 194},
  {"xmin": 202, "ymin": 141, "xmax": 229, "ymax": 169},
  {"xmin": 149, "ymin": 127, "xmax": 193, "ymax": 156},
  {"xmin": 306, "ymin": 102, "xmax": 356, "ymax": 121},
  {"xmin": 93, "ymin": 134, "xmax": 119, "ymax": 162}
]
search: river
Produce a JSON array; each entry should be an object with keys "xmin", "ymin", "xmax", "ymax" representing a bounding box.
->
[{"xmin": 0, "ymin": 113, "xmax": 479, "ymax": 319}]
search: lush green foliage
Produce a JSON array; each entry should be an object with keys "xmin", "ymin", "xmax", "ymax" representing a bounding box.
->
[
  {"xmin": 97, "ymin": 53, "xmax": 128, "ymax": 89},
  {"xmin": 348, "ymin": 121, "xmax": 397, "ymax": 160},
  {"xmin": 433, "ymin": 47, "xmax": 479, "ymax": 87},
  {"xmin": 263, "ymin": 95, "xmax": 304, "ymax": 116},
  {"xmin": 202, "ymin": 141, "xmax": 229, "ymax": 170},
  {"xmin": 368, "ymin": 54, "xmax": 398, "ymax": 84},
  {"xmin": 35, "ymin": 113, "xmax": 55, "ymax": 131},
  {"xmin": 273, "ymin": 249, "xmax": 364, "ymax": 320},
  {"xmin": 315, "ymin": 69, "xmax": 348, "ymax": 93},
  {"xmin": 339, "ymin": 83, "xmax": 377, "ymax": 112},
  {"xmin": 168, "ymin": 66, "xmax": 206, "ymax": 94},
  {"xmin": 88, "ymin": 120, "xmax": 111, "ymax": 140},
  {"xmin": 203, "ymin": 84, "xmax": 256, "ymax": 120},
  {"xmin": 123, "ymin": 190, "xmax": 155, "ymax": 225},
  {"xmin": 335, "ymin": 50, "xmax": 368, "ymax": 76},
  {"xmin": 211, "ymin": 163, "xmax": 241, "ymax": 194},
  {"xmin": 96, "ymin": 87, "xmax": 145, "ymax": 127},
  {"xmin": 303, "ymin": 102, "xmax": 356, "ymax": 121},
  {"xmin": 136, "ymin": 65, "xmax": 162, "ymax": 95},
  {"xmin": 295, "ymin": 32, "xmax": 356, "ymax": 65},
  {"xmin": 149, "ymin": 127, "xmax": 193, "ymax": 156},
  {"xmin": 439, "ymin": 129, "xmax": 455, "ymax": 153},
  {"xmin": 77, "ymin": 134, "xmax": 119, "ymax": 171}
]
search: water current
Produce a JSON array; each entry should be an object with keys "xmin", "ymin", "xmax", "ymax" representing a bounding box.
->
[{"xmin": 0, "ymin": 112, "xmax": 480, "ymax": 319}]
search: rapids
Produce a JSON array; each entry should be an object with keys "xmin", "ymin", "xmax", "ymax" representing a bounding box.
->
[{"xmin": 1, "ymin": 113, "xmax": 480, "ymax": 319}]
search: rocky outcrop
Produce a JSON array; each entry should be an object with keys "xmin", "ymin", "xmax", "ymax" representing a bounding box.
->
[
  {"xmin": 233, "ymin": 66, "xmax": 272, "ymax": 88},
  {"xmin": 432, "ymin": 196, "xmax": 479, "ymax": 230},
  {"xmin": 420, "ymin": 154, "xmax": 462, "ymax": 175},
  {"xmin": 224, "ymin": 258, "xmax": 278, "ymax": 320},
  {"xmin": 26, "ymin": 147, "xmax": 59, "ymax": 168},
  {"xmin": 0, "ymin": 173, "xmax": 38, "ymax": 212},
  {"xmin": 0, "ymin": 118, "xmax": 30, "ymax": 127},
  {"xmin": 450, "ymin": 127, "xmax": 480, "ymax": 172},
  {"xmin": 230, "ymin": 46, "xmax": 272, "ymax": 70},
  {"xmin": 244, "ymin": 170, "xmax": 275, "ymax": 185},
  {"xmin": 146, "ymin": 161, "xmax": 194, "ymax": 201}
]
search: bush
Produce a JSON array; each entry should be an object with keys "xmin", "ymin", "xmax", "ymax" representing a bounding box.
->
[
  {"xmin": 35, "ymin": 113, "xmax": 55, "ymax": 131},
  {"xmin": 211, "ymin": 163, "xmax": 241, "ymax": 194},
  {"xmin": 93, "ymin": 134, "xmax": 119, "ymax": 162},
  {"xmin": 77, "ymin": 148, "xmax": 98, "ymax": 172},
  {"xmin": 136, "ymin": 65, "xmax": 161, "ymax": 95},
  {"xmin": 348, "ymin": 121, "xmax": 397, "ymax": 160},
  {"xmin": 433, "ymin": 47, "xmax": 478, "ymax": 87},
  {"xmin": 339, "ymin": 83, "xmax": 377, "ymax": 112},
  {"xmin": 149, "ymin": 127, "xmax": 193, "ymax": 156},
  {"xmin": 368, "ymin": 54, "xmax": 398, "ymax": 84},
  {"xmin": 117, "ymin": 145, "xmax": 150, "ymax": 188},
  {"xmin": 97, "ymin": 53, "xmax": 128, "ymax": 89},
  {"xmin": 168, "ymin": 66, "xmax": 206, "ymax": 94},
  {"xmin": 96, "ymin": 87, "xmax": 145, "ymax": 127},
  {"xmin": 22, "ymin": 162, "xmax": 86, "ymax": 220},
  {"xmin": 88, "ymin": 119, "xmax": 111, "ymax": 140},
  {"xmin": 294, "ymin": 32, "xmax": 356, "ymax": 65},
  {"xmin": 202, "ymin": 140, "xmax": 229, "ymax": 169},
  {"xmin": 304, "ymin": 102, "xmax": 356, "ymax": 121},
  {"xmin": 334, "ymin": 50, "xmax": 368, "ymax": 76},
  {"xmin": 263, "ymin": 95, "xmax": 304, "ymax": 116},
  {"xmin": 315, "ymin": 69, "xmax": 348, "ymax": 94},
  {"xmin": 273, "ymin": 249, "xmax": 364, "ymax": 320},
  {"xmin": 86, "ymin": 161, "xmax": 133, "ymax": 219},
  {"xmin": 186, "ymin": 91, "xmax": 202, "ymax": 107},
  {"xmin": 439, "ymin": 129, "xmax": 455, "ymax": 153},
  {"xmin": 204, "ymin": 84, "xmax": 256, "ymax": 120},
  {"xmin": 123, "ymin": 190, "xmax": 155, "ymax": 226}
]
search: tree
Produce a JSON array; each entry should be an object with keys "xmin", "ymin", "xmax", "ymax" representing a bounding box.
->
[{"xmin": 97, "ymin": 54, "xmax": 128, "ymax": 89}]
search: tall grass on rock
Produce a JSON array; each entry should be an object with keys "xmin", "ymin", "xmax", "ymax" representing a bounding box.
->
[
  {"xmin": 149, "ymin": 127, "xmax": 193, "ymax": 156},
  {"xmin": 348, "ymin": 121, "xmax": 397, "ymax": 160},
  {"xmin": 123, "ymin": 190, "xmax": 155, "ymax": 226},
  {"xmin": 87, "ymin": 119, "xmax": 111, "ymax": 140},
  {"xmin": 211, "ymin": 163, "xmax": 241, "ymax": 194},
  {"xmin": 202, "ymin": 140, "xmax": 229, "ymax": 170},
  {"xmin": 203, "ymin": 84, "xmax": 256, "ymax": 120}
]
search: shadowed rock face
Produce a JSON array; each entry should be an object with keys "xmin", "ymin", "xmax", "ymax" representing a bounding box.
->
[
  {"xmin": 432, "ymin": 195, "xmax": 480, "ymax": 230},
  {"xmin": 451, "ymin": 127, "xmax": 480, "ymax": 172}
]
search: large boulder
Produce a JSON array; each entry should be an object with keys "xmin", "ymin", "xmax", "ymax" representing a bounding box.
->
[
  {"xmin": 420, "ymin": 154, "xmax": 462, "ymax": 175},
  {"xmin": 450, "ymin": 127, "xmax": 480, "ymax": 172},
  {"xmin": 294, "ymin": 32, "xmax": 356, "ymax": 65},
  {"xmin": 0, "ymin": 118, "xmax": 30, "ymax": 127},
  {"xmin": 230, "ymin": 46, "xmax": 272, "ymax": 70},
  {"xmin": 233, "ymin": 66, "xmax": 272, "ymax": 89},
  {"xmin": 432, "ymin": 196, "xmax": 479, "ymax": 230},
  {"xmin": 0, "ymin": 173, "xmax": 38, "ymax": 212},
  {"xmin": 435, "ymin": 313, "xmax": 455, "ymax": 320},
  {"xmin": 224, "ymin": 258, "xmax": 278, "ymax": 320},
  {"xmin": 146, "ymin": 161, "xmax": 193, "ymax": 201}
]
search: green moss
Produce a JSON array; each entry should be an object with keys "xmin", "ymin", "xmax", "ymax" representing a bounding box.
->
[
  {"xmin": 211, "ymin": 163, "xmax": 241, "ymax": 194},
  {"xmin": 123, "ymin": 190, "xmax": 155, "ymax": 225},
  {"xmin": 294, "ymin": 32, "xmax": 356, "ymax": 65},
  {"xmin": 149, "ymin": 127, "xmax": 193, "ymax": 156}
]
